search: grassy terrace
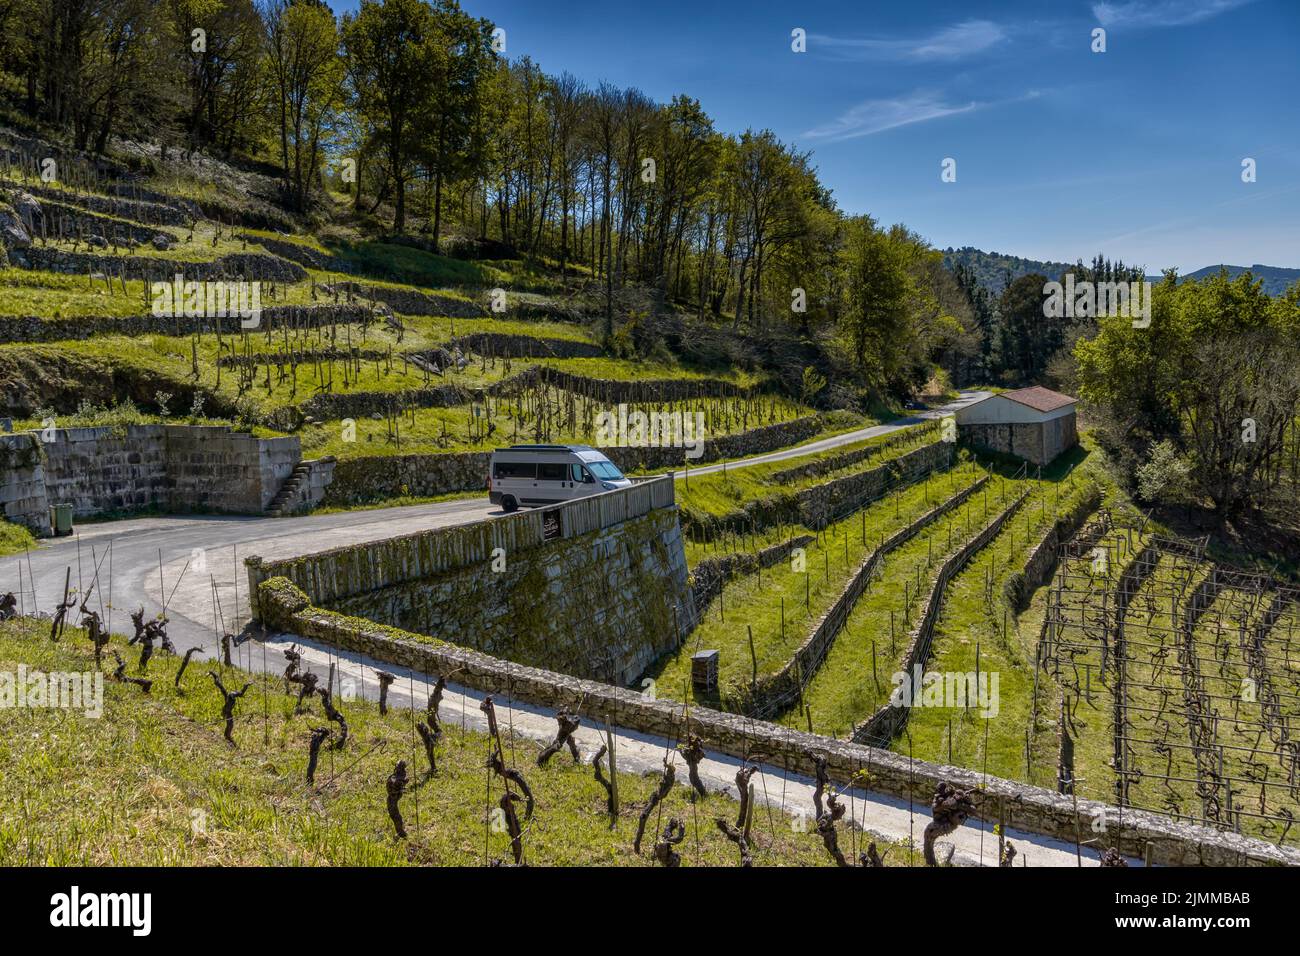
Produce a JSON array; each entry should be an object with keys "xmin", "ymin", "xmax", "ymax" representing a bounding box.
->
[
  {"xmin": 783, "ymin": 467, "xmax": 1036, "ymax": 738},
  {"xmin": 3, "ymin": 176, "xmax": 851, "ymax": 463},
  {"xmin": 675, "ymin": 421, "xmax": 937, "ymax": 524},
  {"xmin": 0, "ymin": 618, "xmax": 893, "ymax": 866},
  {"xmin": 900, "ymin": 470, "xmax": 1097, "ymax": 783},
  {"xmin": 655, "ymin": 460, "xmax": 987, "ymax": 707}
]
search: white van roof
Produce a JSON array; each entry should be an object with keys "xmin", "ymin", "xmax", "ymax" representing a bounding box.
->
[{"xmin": 494, "ymin": 444, "xmax": 595, "ymax": 454}]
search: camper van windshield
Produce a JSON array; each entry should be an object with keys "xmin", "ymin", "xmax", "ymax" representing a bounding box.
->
[{"xmin": 588, "ymin": 461, "xmax": 624, "ymax": 480}]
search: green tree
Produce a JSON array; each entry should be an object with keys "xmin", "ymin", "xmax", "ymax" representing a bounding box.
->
[{"xmin": 342, "ymin": 0, "xmax": 442, "ymax": 233}]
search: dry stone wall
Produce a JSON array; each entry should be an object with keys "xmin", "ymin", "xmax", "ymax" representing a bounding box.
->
[
  {"xmin": 690, "ymin": 535, "xmax": 815, "ymax": 615},
  {"xmin": 0, "ymin": 303, "xmax": 373, "ymax": 344},
  {"xmin": 683, "ymin": 438, "xmax": 955, "ymax": 540},
  {"xmin": 10, "ymin": 247, "xmax": 306, "ymax": 282},
  {"xmin": 445, "ymin": 332, "xmax": 604, "ymax": 359}
]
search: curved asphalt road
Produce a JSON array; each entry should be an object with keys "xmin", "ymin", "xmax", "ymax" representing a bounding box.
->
[
  {"xmin": 0, "ymin": 388, "xmax": 1104, "ymax": 866},
  {"xmin": 1, "ymin": 388, "xmax": 988, "ymax": 647}
]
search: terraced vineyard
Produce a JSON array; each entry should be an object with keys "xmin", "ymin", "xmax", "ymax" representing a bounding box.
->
[
  {"xmin": 1041, "ymin": 523, "xmax": 1300, "ymax": 847},
  {"xmin": 0, "ymin": 153, "xmax": 841, "ymax": 471}
]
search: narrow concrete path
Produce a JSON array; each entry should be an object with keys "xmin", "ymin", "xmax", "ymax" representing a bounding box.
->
[{"xmin": 679, "ymin": 390, "xmax": 988, "ymax": 478}]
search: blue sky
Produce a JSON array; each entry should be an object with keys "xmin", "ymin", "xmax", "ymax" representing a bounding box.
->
[{"xmin": 327, "ymin": 0, "xmax": 1300, "ymax": 273}]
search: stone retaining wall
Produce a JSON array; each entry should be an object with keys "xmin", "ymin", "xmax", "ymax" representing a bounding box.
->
[
  {"xmin": 770, "ymin": 420, "xmax": 941, "ymax": 484},
  {"xmin": 244, "ymin": 235, "xmax": 352, "ymax": 273},
  {"xmin": 0, "ymin": 424, "xmax": 302, "ymax": 528},
  {"xmin": 10, "ymin": 247, "xmax": 306, "ymax": 282},
  {"xmin": 256, "ymin": 573, "xmax": 1300, "ymax": 866},
  {"xmin": 249, "ymin": 477, "xmax": 691, "ymax": 685},
  {"xmin": 329, "ymin": 281, "xmax": 487, "ymax": 319},
  {"xmin": 504, "ymin": 365, "xmax": 765, "ymax": 403},
  {"xmin": 690, "ymin": 535, "xmax": 815, "ymax": 615},
  {"xmin": 8, "ymin": 182, "xmax": 193, "ymax": 227},
  {"xmin": 316, "ymin": 416, "xmax": 827, "ymax": 507},
  {"xmin": 683, "ymin": 438, "xmax": 954, "ymax": 540},
  {"xmin": 0, "ymin": 303, "xmax": 373, "ymax": 344},
  {"xmin": 35, "ymin": 198, "xmax": 170, "ymax": 247},
  {"xmin": 445, "ymin": 332, "xmax": 604, "ymax": 359},
  {"xmin": 0, "ymin": 433, "xmax": 49, "ymax": 532}
]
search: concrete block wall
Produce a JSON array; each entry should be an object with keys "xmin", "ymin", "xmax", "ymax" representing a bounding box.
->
[
  {"xmin": 41, "ymin": 425, "xmax": 169, "ymax": 517},
  {"xmin": 0, "ymin": 424, "xmax": 303, "ymax": 528},
  {"xmin": 164, "ymin": 425, "xmax": 299, "ymax": 512},
  {"xmin": 0, "ymin": 433, "xmax": 49, "ymax": 532}
]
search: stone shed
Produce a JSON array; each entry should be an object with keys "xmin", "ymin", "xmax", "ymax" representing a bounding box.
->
[{"xmin": 954, "ymin": 386, "xmax": 1078, "ymax": 466}]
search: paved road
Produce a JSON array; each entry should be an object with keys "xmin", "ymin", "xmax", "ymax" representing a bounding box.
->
[
  {"xmin": 0, "ymin": 387, "xmax": 1114, "ymax": 866},
  {"xmin": 681, "ymin": 389, "xmax": 988, "ymax": 478},
  {"xmin": 1, "ymin": 389, "xmax": 989, "ymax": 647}
]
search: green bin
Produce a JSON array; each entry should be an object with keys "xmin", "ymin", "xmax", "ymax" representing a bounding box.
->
[{"xmin": 50, "ymin": 503, "xmax": 74, "ymax": 536}]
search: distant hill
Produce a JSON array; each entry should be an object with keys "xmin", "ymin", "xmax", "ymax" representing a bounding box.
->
[
  {"xmin": 1182, "ymin": 264, "xmax": 1300, "ymax": 297},
  {"xmin": 941, "ymin": 247, "xmax": 1077, "ymax": 293},
  {"xmin": 944, "ymin": 247, "xmax": 1299, "ymax": 297}
]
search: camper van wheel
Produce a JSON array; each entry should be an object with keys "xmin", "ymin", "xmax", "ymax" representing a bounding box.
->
[{"xmin": 502, "ymin": 495, "xmax": 519, "ymax": 513}]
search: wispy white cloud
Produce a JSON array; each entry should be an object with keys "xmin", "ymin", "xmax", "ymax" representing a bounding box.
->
[
  {"xmin": 801, "ymin": 91, "xmax": 982, "ymax": 142},
  {"xmin": 810, "ymin": 19, "xmax": 1008, "ymax": 62},
  {"xmin": 802, "ymin": 89, "xmax": 1042, "ymax": 143},
  {"xmin": 1092, "ymin": 0, "xmax": 1256, "ymax": 29}
]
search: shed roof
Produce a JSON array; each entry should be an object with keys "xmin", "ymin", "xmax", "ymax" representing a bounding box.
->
[{"xmin": 1001, "ymin": 386, "xmax": 1077, "ymax": 413}]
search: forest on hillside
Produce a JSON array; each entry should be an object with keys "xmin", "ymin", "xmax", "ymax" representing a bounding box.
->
[{"xmin": 0, "ymin": 0, "xmax": 994, "ymax": 401}]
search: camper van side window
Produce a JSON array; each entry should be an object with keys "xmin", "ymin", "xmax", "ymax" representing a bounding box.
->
[
  {"xmin": 493, "ymin": 461, "xmax": 536, "ymax": 480},
  {"xmin": 538, "ymin": 463, "xmax": 567, "ymax": 481},
  {"xmin": 570, "ymin": 464, "xmax": 587, "ymax": 482}
]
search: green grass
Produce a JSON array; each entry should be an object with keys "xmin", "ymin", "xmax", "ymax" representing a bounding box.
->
[
  {"xmin": 653, "ymin": 462, "xmax": 986, "ymax": 707},
  {"xmin": 785, "ymin": 474, "xmax": 1030, "ymax": 737},
  {"xmin": 675, "ymin": 421, "xmax": 938, "ymax": 522},
  {"xmin": 0, "ymin": 520, "xmax": 36, "ymax": 557},
  {"xmin": 897, "ymin": 474, "xmax": 1097, "ymax": 782},
  {"xmin": 0, "ymin": 617, "xmax": 898, "ymax": 866}
]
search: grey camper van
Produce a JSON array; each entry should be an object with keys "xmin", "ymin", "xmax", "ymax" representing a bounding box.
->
[{"xmin": 487, "ymin": 444, "xmax": 632, "ymax": 512}]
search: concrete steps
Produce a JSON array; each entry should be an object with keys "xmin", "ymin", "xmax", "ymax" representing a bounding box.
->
[{"xmin": 266, "ymin": 462, "xmax": 311, "ymax": 516}]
